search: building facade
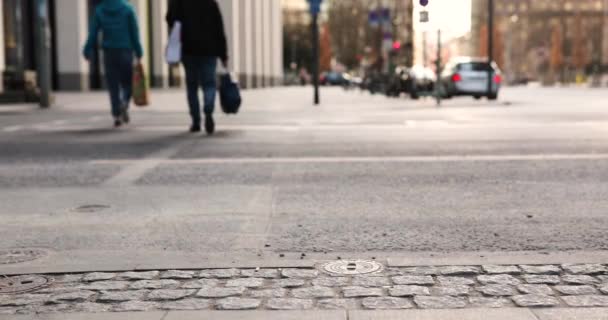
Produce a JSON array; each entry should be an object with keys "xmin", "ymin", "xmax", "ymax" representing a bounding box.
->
[
  {"xmin": 471, "ymin": 0, "xmax": 608, "ymax": 83},
  {"xmin": 0, "ymin": 0, "xmax": 283, "ymax": 97}
]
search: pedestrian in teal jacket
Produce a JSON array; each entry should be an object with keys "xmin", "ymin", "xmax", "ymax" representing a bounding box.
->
[{"xmin": 83, "ymin": 0, "xmax": 144, "ymax": 127}]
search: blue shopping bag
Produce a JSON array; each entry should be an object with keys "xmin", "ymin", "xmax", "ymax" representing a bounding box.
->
[{"xmin": 219, "ymin": 73, "xmax": 242, "ymax": 114}]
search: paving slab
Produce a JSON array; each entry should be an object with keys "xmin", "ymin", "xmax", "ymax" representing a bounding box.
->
[
  {"xmin": 164, "ymin": 311, "xmax": 347, "ymax": 320},
  {"xmin": 349, "ymin": 309, "xmax": 537, "ymax": 320},
  {"xmin": 533, "ymin": 308, "xmax": 608, "ymax": 320},
  {"xmin": 0, "ymin": 312, "xmax": 167, "ymax": 320}
]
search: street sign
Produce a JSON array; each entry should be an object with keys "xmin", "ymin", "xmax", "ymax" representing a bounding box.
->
[
  {"xmin": 307, "ymin": 0, "xmax": 322, "ymax": 15},
  {"xmin": 420, "ymin": 0, "xmax": 429, "ymax": 6},
  {"xmin": 420, "ymin": 11, "xmax": 429, "ymax": 22}
]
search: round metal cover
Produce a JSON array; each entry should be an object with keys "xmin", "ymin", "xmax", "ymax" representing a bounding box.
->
[
  {"xmin": 0, "ymin": 248, "xmax": 48, "ymax": 265},
  {"xmin": 0, "ymin": 275, "xmax": 52, "ymax": 294},
  {"xmin": 321, "ymin": 260, "xmax": 384, "ymax": 276},
  {"xmin": 73, "ymin": 205, "xmax": 110, "ymax": 213}
]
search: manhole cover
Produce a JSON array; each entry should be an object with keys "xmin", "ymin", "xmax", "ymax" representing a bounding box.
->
[
  {"xmin": 0, "ymin": 275, "xmax": 52, "ymax": 294},
  {"xmin": 73, "ymin": 205, "xmax": 110, "ymax": 213},
  {"xmin": 321, "ymin": 260, "xmax": 384, "ymax": 275},
  {"xmin": 0, "ymin": 248, "xmax": 48, "ymax": 265}
]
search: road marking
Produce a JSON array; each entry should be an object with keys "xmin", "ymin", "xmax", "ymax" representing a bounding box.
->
[
  {"xmin": 92, "ymin": 153, "xmax": 608, "ymax": 165},
  {"xmin": 102, "ymin": 140, "xmax": 189, "ymax": 187},
  {"xmin": 2, "ymin": 126, "xmax": 23, "ymax": 132}
]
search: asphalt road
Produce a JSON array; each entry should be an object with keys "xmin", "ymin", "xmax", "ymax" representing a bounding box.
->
[{"xmin": 1, "ymin": 86, "xmax": 608, "ymax": 263}]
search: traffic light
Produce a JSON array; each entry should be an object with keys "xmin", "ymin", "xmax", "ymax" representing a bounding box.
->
[{"xmin": 420, "ymin": 0, "xmax": 429, "ymax": 6}]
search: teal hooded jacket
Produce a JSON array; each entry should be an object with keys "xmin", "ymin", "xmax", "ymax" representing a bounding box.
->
[{"xmin": 83, "ymin": 0, "xmax": 144, "ymax": 59}]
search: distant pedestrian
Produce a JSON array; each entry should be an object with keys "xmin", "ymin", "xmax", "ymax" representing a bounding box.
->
[
  {"xmin": 83, "ymin": 0, "xmax": 144, "ymax": 128},
  {"xmin": 166, "ymin": 0, "xmax": 228, "ymax": 134}
]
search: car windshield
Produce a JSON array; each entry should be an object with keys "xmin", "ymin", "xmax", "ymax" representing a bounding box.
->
[{"xmin": 458, "ymin": 62, "xmax": 492, "ymax": 72}]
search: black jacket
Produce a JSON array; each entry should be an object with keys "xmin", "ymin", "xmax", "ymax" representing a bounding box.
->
[{"xmin": 166, "ymin": 0, "xmax": 228, "ymax": 61}]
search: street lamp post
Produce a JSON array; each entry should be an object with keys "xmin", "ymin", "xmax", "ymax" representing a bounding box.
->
[
  {"xmin": 487, "ymin": 0, "xmax": 494, "ymax": 97},
  {"xmin": 36, "ymin": 0, "xmax": 52, "ymax": 108},
  {"xmin": 308, "ymin": 0, "xmax": 322, "ymax": 105}
]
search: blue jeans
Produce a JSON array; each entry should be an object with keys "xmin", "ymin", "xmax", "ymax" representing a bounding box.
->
[
  {"xmin": 182, "ymin": 56, "xmax": 217, "ymax": 124},
  {"xmin": 104, "ymin": 49, "xmax": 134, "ymax": 118}
]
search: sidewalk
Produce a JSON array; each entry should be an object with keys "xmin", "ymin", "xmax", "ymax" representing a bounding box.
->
[{"xmin": 3, "ymin": 309, "xmax": 608, "ymax": 320}]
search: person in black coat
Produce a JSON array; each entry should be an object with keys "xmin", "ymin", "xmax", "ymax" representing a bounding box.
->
[{"xmin": 167, "ymin": 0, "xmax": 228, "ymax": 134}]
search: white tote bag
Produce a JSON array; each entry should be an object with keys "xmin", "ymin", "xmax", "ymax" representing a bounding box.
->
[{"xmin": 165, "ymin": 22, "xmax": 182, "ymax": 64}]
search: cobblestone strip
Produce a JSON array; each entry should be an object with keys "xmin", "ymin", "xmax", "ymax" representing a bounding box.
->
[{"xmin": 0, "ymin": 264, "xmax": 607, "ymax": 314}]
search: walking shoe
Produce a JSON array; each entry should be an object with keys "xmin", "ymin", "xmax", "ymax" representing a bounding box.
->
[
  {"xmin": 120, "ymin": 105, "xmax": 130, "ymax": 124},
  {"xmin": 204, "ymin": 113, "xmax": 215, "ymax": 135},
  {"xmin": 114, "ymin": 119, "xmax": 123, "ymax": 128},
  {"xmin": 190, "ymin": 123, "xmax": 201, "ymax": 133}
]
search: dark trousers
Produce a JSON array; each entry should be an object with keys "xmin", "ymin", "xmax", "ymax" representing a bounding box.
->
[
  {"xmin": 104, "ymin": 49, "xmax": 134, "ymax": 118},
  {"xmin": 182, "ymin": 56, "xmax": 217, "ymax": 124}
]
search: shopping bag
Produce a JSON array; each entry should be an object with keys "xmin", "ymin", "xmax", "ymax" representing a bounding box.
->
[
  {"xmin": 219, "ymin": 73, "xmax": 242, "ymax": 114},
  {"xmin": 132, "ymin": 63, "xmax": 150, "ymax": 107},
  {"xmin": 166, "ymin": 22, "xmax": 182, "ymax": 64}
]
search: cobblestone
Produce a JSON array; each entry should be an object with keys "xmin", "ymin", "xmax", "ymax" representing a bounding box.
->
[
  {"xmin": 478, "ymin": 284, "xmax": 517, "ymax": 296},
  {"xmin": 282, "ymin": 269, "xmax": 319, "ymax": 279},
  {"xmin": 83, "ymin": 272, "xmax": 116, "ymax": 282},
  {"xmin": 241, "ymin": 269, "xmax": 280, "ymax": 278},
  {"xmin": 522, "ymin": 275, "xmax": 561, "ymax": 284},
  {"xmin": 181, "ymin": 279, "xmax": 220, "ymax": 289},
  {"xmin": 129, "ymin": 280, "xmax": 180, "ymax": 290},
  {"xmin": 437, "ymin": 276, "xmax": 476, "ymax": 286},
  {"xmin": 249, "ymin": 288, "xmax": 288, "ymax": 298},
  {"xmin": 226, "ymin": 278, "xmax": 265, "ymax": 288},
  {"xmin": 562, "ymin": 264, "xmax": 607, "ymax": 275},
  {"xmin": 97, "ymin": 290, "xmax": 147, "ymax": 302},
  {"xmin": 352, "ymin": 276, "xmax": 391, "ymax": 287},
  {"xmin": 317, "ymin": 299, "xmax": 358, "ymax": 309},
  {"xmin": 433, "ymin": 285, "xmax": 471, "ymax": 296},
  {"xmin": 389, "ymin": 285, "xmax": 430, "ymax": 297},
  {"xmin": 292, "ymin": 286, "xmax": 335, "ymax": 298},
  {"xmin": 439, "ymin": 266, "xmax": 481, "ymax": 276},
  {"xmin": 401, "ymin": 267, "xmax": 439, "ymax": 275},
  {"xmin": 216, "ymin": 297, "xmax": 261, "ymax": 310},
  {"xmin": 160, "ymin": 270, "xmax": 196, "ymax": 280},
  {"xmin": 414, "ymin": 296, "xmax": 467, "ymax": 309},
  {"xmin": 562, "ymin": 275, "xmax": 599, "ymax": 285},
  {"xmin": 343, "ymin": 286, "xmax": 383, "ymax": 298},
  {"xmin": 7, "ymin": 263, "xmax": 608, "ymax": 314},
  {"xmin": 482, "ymin": 265, "xmax": 522, "ymax": 275},
  {"xmin": 562, "ymin": 295, "xmax": 608, "ymax": 307},
  {"xmin": 312, "ymin": 277, "xmax": 350, "ymax": 287},
  {"xmin": 392, "ymin": 275, "xmax": 435, "ymax": 285},
  {"xmin": 519, "ymin": 265, "xmax": 561, "ymax": 274},
  {"xmin": 266, "ymin": 298, "xmax": 314, "ymax": 310},
  {"xmin": 196, "ymin": 287, "xmax": 246, "ymax": 298},
  {"xmin": 79, "ymin": 281, "xmax": 130, "ymax": 291},
  {"xmin": 478, "ymin": 274, "xmax": 521, "ymax": 286},
  {"xmin": 160, "ymin": 299, "xmax": 211, "ymax": 310},
  {"xmin": 113, "ymin": 301, "xmax": 159, "ymax": 312},
  {"xmin": 199, "ymin": 269, "xmax": 240, "ymax": 279},
  {"xmin": 512, "ymin": 295, "xmax": 560, "ymax": 307},
  {"xmin": 49, "ymin": 291, "xmax": 96, "ymax": 303},
  {"xmin": 468, "ymin": 297, "xmax": 512, "ymax": 308},
  {"xmin": 117, "ymin": 271, "xmax": 159, "ymax": 281},
  {"xmin": 517, "ymin": 284, "xmax": 554, "ymax": 295},
  {"xmin": 554, "ymin": 285, "xmax": 598, "ymax": 295},
  {"xmin": 147, "ymin": 289, "xmax": 195, "ymax": 301},
  {"xmin": 272, "ymin": 278, "xmax": 307, "ymax": 288},
  {"xmin": 362, "ymin": 297, "xmax": 414, "ymax": 309}
]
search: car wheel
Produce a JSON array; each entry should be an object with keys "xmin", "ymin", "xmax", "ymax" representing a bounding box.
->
[
  {"xmin": 488, "ymin": 93, "xmax": 498, "ymax": 100},
  {"xmin": 410, "ymin": 92, "xmax": 420, "ymax": 100},
  {"xmin": 474, "ymin": 95, "xmax": 482, "ymax": 100}
]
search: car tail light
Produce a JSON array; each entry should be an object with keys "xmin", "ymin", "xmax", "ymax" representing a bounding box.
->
[
  {"xmin": 451, "ymin": 74, "xmax": 462, "ymax": 82},
  {"xmin": 494, "ymin": 74, "xmax": 502, "ymax": 84}
]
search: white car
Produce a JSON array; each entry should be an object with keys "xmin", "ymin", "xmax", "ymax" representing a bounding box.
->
[{"xmin": 440, "ymin": 58, "xmax": 502, "ymax": 100}]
